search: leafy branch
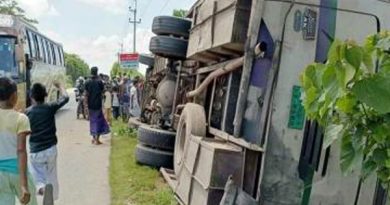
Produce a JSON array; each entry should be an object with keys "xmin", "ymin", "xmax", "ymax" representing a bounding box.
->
[
  {"xmin": 300, "ymin": 31, "xmax": 390, "ymax": 188},
  {"xmin": 0, "ymin": 0, "xmax": 38, "ymax": 24}
]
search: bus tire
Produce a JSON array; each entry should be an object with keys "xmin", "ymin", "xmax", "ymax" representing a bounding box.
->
[
  {"xmin": 174, "ymin": 103, "xmax": 206, "ymax": 174},
  {"xmin": 152, "ymin": 16, "xmax": 192, "ymax": 38},
  {"xmin": 139, "ymin": 54, "xmax": 155, "ymax": 67},
  {"xmin": 149, "ymin": 36, "xmax": 188, "ymax": 60},
  {"xmin": 138, "ymin": 125, "xmax": 176, "ymax": 151},
  {"xmin": 135, "ymin": 144, "xmax": 173, "ymax": 168}
]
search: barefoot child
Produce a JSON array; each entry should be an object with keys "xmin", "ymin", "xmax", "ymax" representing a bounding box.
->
[
  {"xmin": 26, "ymin": 82, "xmax": 69, "ymax": 204},
  {"xmin": 0, "ymin": 77, "xmax": 37, "ymax": 205}
]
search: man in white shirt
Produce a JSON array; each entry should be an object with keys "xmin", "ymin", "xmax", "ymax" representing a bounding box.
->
[{"xmin": 129, "ymin": 77, "xmax": 141, "ymax": 117}]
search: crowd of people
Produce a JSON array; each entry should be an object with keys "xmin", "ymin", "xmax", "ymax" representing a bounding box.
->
[
  {"xmin": 0, "ymin": 66, "xmax": 144, "ymax": 205},
  {"xmin": 75, "ymin": 68, "xmax": 144, "ymax": 126}
]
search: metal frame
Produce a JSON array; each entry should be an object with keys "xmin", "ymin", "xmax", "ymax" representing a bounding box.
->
[{"xmin": 209, "ymin": 127, "xmax": 264, "ymax": 152}]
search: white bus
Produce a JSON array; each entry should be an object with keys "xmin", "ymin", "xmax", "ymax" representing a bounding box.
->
[{"xmin": 0, "ymin": 14, "xmax": 66, "ymax": 110}]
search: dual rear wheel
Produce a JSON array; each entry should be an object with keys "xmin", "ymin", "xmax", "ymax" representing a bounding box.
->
[
  {"xmin": 134, "ymin": 103, "xmax": 207, "ymax": 171},
  {"xmin": 135, "ymin": 124, "xmax": 176, "ymax": 168},
  {"xmin": 149, "ymin": 16, "xmax": 192, "ymax": 60}
]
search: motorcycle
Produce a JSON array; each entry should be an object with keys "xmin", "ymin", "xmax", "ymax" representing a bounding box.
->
[{"xmin": 75, "ymin": 89, "xmax": 87, "ymax": 119}]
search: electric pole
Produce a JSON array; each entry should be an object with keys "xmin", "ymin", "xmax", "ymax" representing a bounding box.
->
[{"xmin": 129, "ymin": 0, "xmax": 141, "ymax": 53}]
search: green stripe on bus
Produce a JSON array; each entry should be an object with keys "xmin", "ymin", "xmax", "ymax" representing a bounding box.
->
[{"xmin": 301, "ymin": 169, "xmax": 314, "ymax": 205}]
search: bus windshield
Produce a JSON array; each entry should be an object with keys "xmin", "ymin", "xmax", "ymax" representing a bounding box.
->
[{"xmin": 0, "ymin": 36, "xmax": 17, "ymax": 77}]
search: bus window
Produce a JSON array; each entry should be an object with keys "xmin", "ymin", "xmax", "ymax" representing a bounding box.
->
[
  {"xmin": 50, "ymin": 43, "xmax": 57, "ymax": 65},
  {"xmin": 46, "ymin": 40, "xmax": 52, "ymax": 64},
  {"xmin": 53, "ymin": 45, "xmax": 60, "ymax": 66},
  {"xmin": 26, "ymin": 30, "xmax": 36, "ymax": 59},
  {"xmin": 61, "ymin": 47, "xmax": 65, "ymax": 66},
  {"xmin": 36, "ymin": 35, "xmax": 44, "ymax": 61},
  {"xmin": 40, "ymin": 37, "xmax": 48, "ymax": 63},
  {"xmin": 32, "ymin": 34, "xmax": 41, "ymax": 60},
  {"xmin": 23, "ymin": 29, "xmax": 31, "ymax": 57},
  {"xmin": 57, "ymin": 46, "xmax": 63, "ymax": 66},
  {"xmin": 0, "ymin": 37, "xmax": 18, "ymax": 77}
]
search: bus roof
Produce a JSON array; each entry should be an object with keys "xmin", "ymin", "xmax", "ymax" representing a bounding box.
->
[{"xmin": 0, "ymin": 14, "xmax": 62, "ymax": 47}]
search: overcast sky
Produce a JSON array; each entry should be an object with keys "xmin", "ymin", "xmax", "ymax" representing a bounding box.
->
[{"xmin": 16, "ymin": 0, "xmax": 196, "ymax": 74}]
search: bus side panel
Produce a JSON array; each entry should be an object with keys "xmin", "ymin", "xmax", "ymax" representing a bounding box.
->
[
  {"xmin": 338, "ymin": 0, "xmax": 390, "ymax": 31},
  {"xmin": 309, "ymin": 5, "xmax": 380, "ymax": 205},
  {"xmin": 258, "ymin": 0, "xmax": 390, "ymax": 205},
  {"xmin": 259, "ymin": 2, "xmax": 320, "ymax": 204}
]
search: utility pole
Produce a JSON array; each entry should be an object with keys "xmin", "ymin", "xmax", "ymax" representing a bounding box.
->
[
  {"xmin": 117, "ymin": 43, "xmax": 124, "ymax": 66},
  {"xmin": 129, "ymin": 0, "xmax": 141, "ymax": 53}
]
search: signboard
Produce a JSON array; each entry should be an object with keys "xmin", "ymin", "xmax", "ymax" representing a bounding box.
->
[
  {"xmin": 302, "ymin": 8, "xmax": 317, "ymax": 40},
  {"xmin": 120, "ymin": 53, "xmax": 139, "ymax": 69}
]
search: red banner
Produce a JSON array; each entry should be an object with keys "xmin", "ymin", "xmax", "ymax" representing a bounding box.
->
[
  {"xmin": 119, "ymin": 53, "xmax": 139, "ymax": 69},
  {"xmin": 120, "ymin": 53, "xmax": 139, "ymax": 61}
]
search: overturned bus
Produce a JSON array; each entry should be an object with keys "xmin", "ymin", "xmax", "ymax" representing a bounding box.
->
[{"xmin": 132, "ymin": 0, "xmax": 390, "ymax": 204}]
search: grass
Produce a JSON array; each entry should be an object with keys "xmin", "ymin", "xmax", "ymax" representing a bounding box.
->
[{"xmin": 109, "ymin": 121, "xmax": 176, "ymax": 205}]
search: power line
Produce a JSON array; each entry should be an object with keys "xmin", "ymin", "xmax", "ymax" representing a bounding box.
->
[
  {"xmin": 120, "ymin": 10, "xmax": 130, "ymax": 51},
  {"xmin": 129, "ymin": 0, "xmax": 142, "ymax": 53},
  {"xmin": 159, "ymin": 0, "xmax": 172, "ymax": 14},
  {"xmin": 139, "ymin": 0, "xmax": 153, "ymax": 20}
]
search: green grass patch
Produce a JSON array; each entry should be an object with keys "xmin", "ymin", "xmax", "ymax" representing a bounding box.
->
[{"xmin": 109, "ymin": 121, "xmax": 176, "ymax": 205}]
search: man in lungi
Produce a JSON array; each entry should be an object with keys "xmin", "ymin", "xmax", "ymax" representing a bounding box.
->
[{"xmin": 85, "ymin": 67, "xmax": 110, "ymax": 145}]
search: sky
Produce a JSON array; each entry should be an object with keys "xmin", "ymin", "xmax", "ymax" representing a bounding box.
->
[{"xmin": 16, "ymin": 0, "xmax": 196, "ymax": 75}]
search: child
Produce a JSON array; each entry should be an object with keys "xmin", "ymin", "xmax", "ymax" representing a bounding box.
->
[
  {"xmin": 26, "ymin": 82, "xmax": 69, "ymax": 204},
  {"xmin": 112, "ymin": 86, "xmax": 120, "ymax": 120},
  {"xmin": 103, "ymin": 85, "xmax": 112, "ymax": 125},
  {"xmin": 0, "ymin": 77, "xmax": 37, "ymax": 205}
]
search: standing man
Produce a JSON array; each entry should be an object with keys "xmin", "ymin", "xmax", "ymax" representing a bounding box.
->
[
  {"xmin": 85, "ymin": 67, "xmax": 110, "ymax": 145},
  {"xmin": 129, "ymin": 77, "xmax": 141, "ymax": 117},
  {"xmin": 119, "ymin": 77, "xmax": 131, "ymax": 122}
]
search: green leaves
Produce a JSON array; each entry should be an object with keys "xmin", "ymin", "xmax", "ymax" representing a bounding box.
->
[
  {"xmin": 340, "ymin": 134, "xmax": 363, "ymax": 174},
  {"xmin": 352, "ymin": 75, "xmax": 390, "ymax": 114},
  {"xmin": 65, "ymin": 53, "xmax": 90, "ymax": 84},
  {"xmin": 0, "ymin": 0, "xmax": 38, "ymax": 24},
  {"xmin": 336, "ymin": 61, "xmax": 356, "ymax": 87},
  {"xmin": 376, "ymin": 36, "xmax": 390, "ymax": 51},
  {"xmin": 301, "ymin": 32, "xmax": 390, "ymax": 186},
  {"xmin": 324, "ymin": 124, "xmax": 344, "ymax": 148},
  {"xmin": 345, "ymin": 44, "xmax": 363, "ymax": 69},
  {"xmin": 336, "ymin": 95, "xmax": 356, "ymax": 114}
]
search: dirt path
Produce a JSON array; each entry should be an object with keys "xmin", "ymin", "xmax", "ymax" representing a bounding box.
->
[{"xmin": 37, "ymin": 90, "xmax": 111, "ymax": 205}]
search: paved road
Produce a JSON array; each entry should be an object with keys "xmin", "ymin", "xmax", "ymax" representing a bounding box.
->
[{"xmin": 36, "ymin": 90, "xmax": 111, "ymax": 205}]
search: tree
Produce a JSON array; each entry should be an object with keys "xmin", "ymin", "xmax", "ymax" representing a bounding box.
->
[
  {"xmin": 300, "ymin": 31, "xmax": 390, "ymax": 188},
  {"xmin": 65, "ymin": 53, "xmax": 90, "ymax": 85},
  {"xmin": 0, "ymin": 0, "xmax": 38, "ymax": 24},
  {"xmin": 110, "ymin": 62, "xmax": 142, "ymax": 79},
  {"xmin": 173, "ymin": 9, "xmax": 187, "ymax": 18},
  {"xmin": 110, "ymin": 62, "xmax": 121, "ymax": 78}
]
